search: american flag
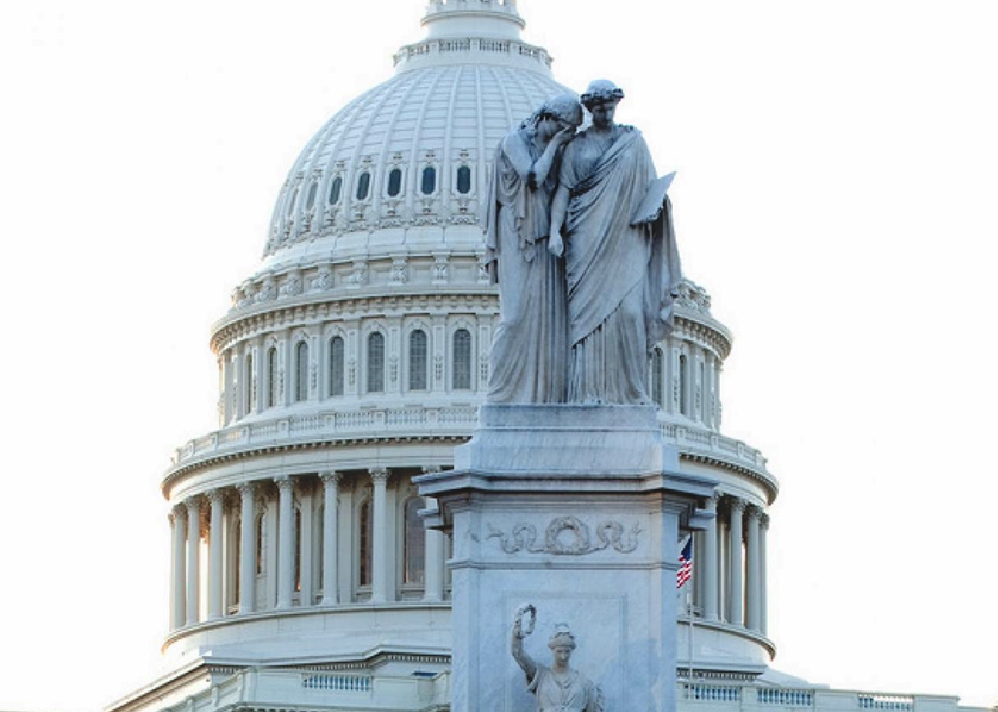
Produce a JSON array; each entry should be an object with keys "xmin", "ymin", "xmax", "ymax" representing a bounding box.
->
[{"xmin": 676, "ymin": 536, "xmax": 693, "ymax": 589}]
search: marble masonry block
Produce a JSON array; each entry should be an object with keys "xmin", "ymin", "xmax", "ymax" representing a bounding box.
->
[{"xmin": 454, "ymin": 404, "xmax": 681, "ymax": 476}]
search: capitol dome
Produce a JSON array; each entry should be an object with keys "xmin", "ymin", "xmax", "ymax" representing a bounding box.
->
[{"xmin": 135, "ymin": 2, "xmax": 779, "ymax": 710}]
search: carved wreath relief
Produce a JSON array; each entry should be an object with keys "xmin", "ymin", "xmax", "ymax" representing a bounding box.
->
[{"xmin": 488, "ymin": 516, "xmax": 641, "ymax": 556}]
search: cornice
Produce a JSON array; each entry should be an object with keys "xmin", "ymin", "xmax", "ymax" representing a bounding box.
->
[
  {"xmin": 210, "ymin": 289, "xmax": 499, "ymax": 354},
  {"xmin": 163, "ymin": 409, "xmax": 776, "ymax": 502}
]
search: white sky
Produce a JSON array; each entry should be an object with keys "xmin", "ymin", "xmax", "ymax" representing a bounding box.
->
[{"xmin": 0, "ymin": 1, "xmax": 996, "ymax": 710}]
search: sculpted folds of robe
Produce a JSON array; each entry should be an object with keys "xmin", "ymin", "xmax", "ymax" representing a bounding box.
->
[
  {"xmin": 527, "ymin": 665, "xmax": 602, "ymax": 712},
  {"xmin": 484, "ymin": 129, "xmax": 568, "ymax": 403},
  {"xmin": 558, "ymin": 125, "xmax": 682, "ymax": 404}
]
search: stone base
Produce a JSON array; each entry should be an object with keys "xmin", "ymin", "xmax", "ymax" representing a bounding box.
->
[
  {"xmin": 454, "ymin": 404, "xmax": 679, "ymax": 476},
  {"xmin": 417, "ymin": 404, "xmax": 717, "ymax": 712}
]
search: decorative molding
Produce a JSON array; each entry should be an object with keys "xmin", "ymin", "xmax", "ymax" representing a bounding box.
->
[{"xmin": 487, "ymin": 517, "xmax": 642, "ymax": 556}]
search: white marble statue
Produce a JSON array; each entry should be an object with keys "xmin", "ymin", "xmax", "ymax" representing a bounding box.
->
[
  {"xmin": 511, "ymin": 605, "xmax": 604, "ymax": 712},
  {"xmin": 549, "ymin": 80, "xmax": 683, "ymax": 405},
  {"xmin": 484, "ymin": 94, "xmax": 583, "ymax": 403}
]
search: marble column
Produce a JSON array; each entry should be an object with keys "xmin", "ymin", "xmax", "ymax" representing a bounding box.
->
[
  {"xmin": 237, "ymin": 483, "xmax": 256, "ymax": 614},
  {"xmin": 423, "ymin": 496, "xmax": 445, "ymax": 602},
  {"xmin": 761, "ymin": 513, "xmax": 770, "ymax": 636},
  {"xmin": 208, "ymin": 490, "xmax": 225, "ymax": 619},
  {"xmin": 745, "ymin": 505, "xmax": 762, "ymax": 632},
  {"xmin": 727, "ymin": 497, "xmax": 744, "ymax": 627},
  {"xmin": 185, "ymin": 497, "xmax": 202, "ymax": 626},
  {"xmin": 703, "ymin": 492, "xmax": 720, "ymax": 622},
  {"xmin": 320, "ymin": 472, "xmax": 340, "ymax": 605},
  {"xmin": 276, "ymin": 476, "xmax": 295, "ymax": 609},
  {"xmin": 170, "ymin": 507, "xmax": 187, "ymax": 629},
  {"xmin": 299, "ymin": 483, "xmax": 315, "ymax": 606},
  {"xmin": 370, "ymin": 468, "xmax": 390, "ymax": 603}
]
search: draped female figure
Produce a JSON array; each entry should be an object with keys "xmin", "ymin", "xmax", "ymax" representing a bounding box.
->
[
  {"xmin": 549, "ymin": 80, "xmax": 683, "ymax": 405},
  {"xmin": 484, "ymin": 95, "xmax": 582, "ymax": 403}
]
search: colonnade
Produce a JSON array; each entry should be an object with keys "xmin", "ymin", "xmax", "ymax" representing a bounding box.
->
[
  {"xmin": 689, "ymin": 494, "xmax": 769, "ymax": 637},
  {"xmin": 167, "ymin": 469, "xmax": 449, "ymax": 632}
]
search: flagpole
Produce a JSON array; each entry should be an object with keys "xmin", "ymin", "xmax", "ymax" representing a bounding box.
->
[{"xmin": 688, "ymin": 590, "xmax": 694, "ymax": 693}]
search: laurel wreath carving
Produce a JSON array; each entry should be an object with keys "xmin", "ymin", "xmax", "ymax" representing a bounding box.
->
[{"xmin": 487, "ymin": 517, "xmax": 642, "ymax": 556}]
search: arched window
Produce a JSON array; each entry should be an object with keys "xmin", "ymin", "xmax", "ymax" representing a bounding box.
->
[
  {"xmin": 328, "ymin": 176, "xmax": 342, "ymax": 204},
  {"xmin": 266, "ymin": 346, "xmax": 277, "ymax": 408},
  {"xmin": 286, "ymin": 187, "xmax": 299, "ymax": 217},
  {"xmin": 456, "ymin": 165, "xmax": 471, "ymax": 194},
  {"xmin": 403, "ymin": 496, "xmax": 425, "ymax": 585},
  {"xmin": 328, "ymin": 336, "xmax": 345, "ymax": 397},
  {"xmin": 679, "ymin": 354, "xmax": 689, "ymax": 416},
  {"xmin": 305, "ymin": 181, "xmax": 318, "ymax": 211},
  {"xmin": 295, "ymin": 341, "xmax": 309, "ymax": 402},
  {"xmin": 356, "ymin": 171, "xmax": 371, "ymax": 201},
  {"xmin": 452, "ymin": 328, "xmax": 471, "ymax": 390},
  {"xmin": 244, "ymin": 353, "xmax": 253, "ymax": 413},
  {"xmin": 421, "ymin": 166, "xmax": 436, "ymax": 195},
  {"xmin": 409, "ymin": 330, "xmax": 427, "ymax": 391},
  {"xmin": 359, "ymin": 499, "xmax": 373, "ymax": 586},
  {"xmin": 651, "ymin": 348, "xmax": 664, "ymax": 408},
  {"xmin": 367, "ymin": 332, "xmax": 385, "ymax": 393},
  {"xmin": 387, "ymin": 168, "xmax": 402, "ymax": 197}
]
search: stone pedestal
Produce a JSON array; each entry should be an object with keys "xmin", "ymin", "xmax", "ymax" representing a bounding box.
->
[{"xmin": 416, "ymin": 405, "xmax": 717, "ymax": 712}]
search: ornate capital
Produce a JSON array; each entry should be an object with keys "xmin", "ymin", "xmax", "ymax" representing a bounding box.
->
[
  {"xmin": 369, "ymin": 467, "xmax": 390, "ymax": 484},
  {"xmin": 208, "ymin": 489, "xmax": 226, "ymax": 506},
  {"xmin": 727, "ymin": 497, "xmax": 746, "ymax": 514},
  {"xmin": 421, "ymin": 464, "xmax": 446, "ymax": 475},
  {"xmin": 171, "ymin": 504, "xmax": 188, "ymax": 521},
  {"xmin": 320, "ymin": 471, "xmax": 341, "ymax": 487},
  {"xmin": 236, "ymin": 481, "xmax": 256, "ymax": 498},
  {"xmin": 184, "ymin": 496, "xmax": 203, "ymax": 515},
  {"xmin": 746, "ymin": 505, "xmax": 763, "ymax": 522},
  {"xmin": 761, "ymin": 512, "xmax": 770, "ymax": 530},
  {"xmin": 275, "ymin": 475, "xmax": 295, "ymax": 493}
]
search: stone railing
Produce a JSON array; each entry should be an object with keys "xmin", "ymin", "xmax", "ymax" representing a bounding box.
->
[
  {"xmin": 679, "ymin": 684, "xmax": 974, "ymax": 712},
  {"xmin": 161, "ymin": 667, "xmax": 449, "ymax": 712},
  {"xmin": 167, "ymin": 406, "xmax": 771, "ymax": 487},
  {"xmin": 393, "ymin": 37, "xmax": 551, "ymax": 69}
]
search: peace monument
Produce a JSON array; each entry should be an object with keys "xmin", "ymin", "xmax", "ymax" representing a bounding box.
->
[{"xmin": 106, "ymin": 2, "xmax": 988, "ymax": 712}]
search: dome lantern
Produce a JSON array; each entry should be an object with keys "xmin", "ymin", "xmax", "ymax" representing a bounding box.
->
[{"xmin": 421, "ymin": 0, "xmax": 525, "ymax": 40}]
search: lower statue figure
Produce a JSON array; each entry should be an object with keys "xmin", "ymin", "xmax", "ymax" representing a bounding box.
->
[{"xmin": 511, "ymin": 605, "xmax": 604, "ymax": 712}]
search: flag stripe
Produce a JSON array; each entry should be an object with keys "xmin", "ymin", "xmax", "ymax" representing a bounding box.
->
[{"xmin": 676, "ymin": 536, "xmax": 694, "ymax": 589}]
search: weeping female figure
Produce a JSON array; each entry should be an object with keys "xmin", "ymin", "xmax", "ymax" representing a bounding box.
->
[{"xmin": 484, "ymin": 94, "xmax": 583, "ymax": 403}]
